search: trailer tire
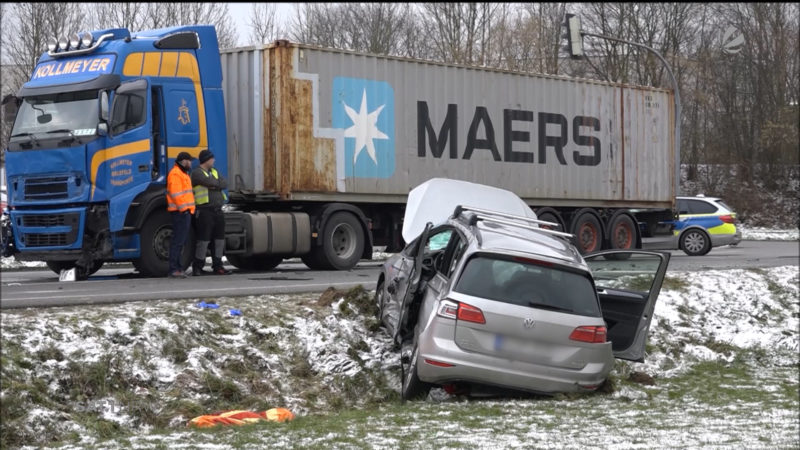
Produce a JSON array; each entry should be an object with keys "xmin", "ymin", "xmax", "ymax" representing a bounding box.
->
[
  {"xmin": 45, "ymin": 260, "xmax": 104, "ymax": 280},
  {"xmin": 570, "ymin": 209, "xmax": 602, "ymax": 254},
  {"xmin": 306, "ymin": 211, "xmax": 364, "ymax": 270},
  {"xmin": 226, "ymin": 254, "xmax": 283, "ymax": 271},
  {"xmin": 535, "ymin": 208, "xmax": 565, "ymax": 232},
  {"xmin": 134, "ymin": 210, "xmax": 193, "ymax": 277}
]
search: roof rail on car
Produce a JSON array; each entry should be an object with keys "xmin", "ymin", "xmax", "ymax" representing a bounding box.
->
[{"xmin": 452, "ymin": 205, "xmax": 575, "ymax": 239}]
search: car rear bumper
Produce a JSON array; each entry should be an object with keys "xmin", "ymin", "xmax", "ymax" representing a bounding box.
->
[
  {"xmin": 416, "ymin": 320, "xmax": 614, "ymax": 394},
  {"xmin": 711, "ymin": 233, "xmax": 739, "ymax": 247}
]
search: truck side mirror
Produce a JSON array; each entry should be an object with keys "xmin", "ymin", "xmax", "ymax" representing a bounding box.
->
[
  {"xmin": 97, "ymin": 122, "xmax": 108, "ymax": 136},
  {"xmin": 99, "ymin": 91, "xmax": 109, "ymax": 122},
  {"xmin": 2, "ymin": 94, "xmax": 20, "ymax": 124}
]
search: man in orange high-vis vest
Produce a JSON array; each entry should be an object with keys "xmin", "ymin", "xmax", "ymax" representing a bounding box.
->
[{"xmin": 166, "ymin": 152, "xmax": 196, "ymax": 278}]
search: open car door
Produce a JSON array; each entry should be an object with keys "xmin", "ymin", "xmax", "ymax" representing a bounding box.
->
[
  {"xmin": 392, "ymin": 222, "xmax": 433, "ymax": 346},
  {"xmin": 584, "ymin": 251, "xmax": 671, "ymax": 362}
]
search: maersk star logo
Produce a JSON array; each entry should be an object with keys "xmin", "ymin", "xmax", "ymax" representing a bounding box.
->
[{"xmin": 333, "ymin": 77, "xmax": 395, "ymax": 178}]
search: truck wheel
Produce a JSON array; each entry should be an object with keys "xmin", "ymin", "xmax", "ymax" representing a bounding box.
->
[
  {"xmin": 306, "ymin": 211, "xmax": 364, "ymax": 270},
  {"xmin": 45, "ymin": 260, "xmax": 104, "ymax": 279},
  {"xmin": 609, "ymin": 214, "xmax": 636, "ymax": 250},
  {"xmin": 680, "ymin": 229, "xmax": 711, "ymax": 256},
  {"xmin": 226, "ymin": 254, "xmax": 282, "ymax": 271},
  {"xmin": 570, "ymin": 210, "xmax": 602, "ymax": 254},
  {"xmin": 135, "ymin": 210, "xmax": 193, "ymax": 277},
  {"xmin": 535, "ymin": 209, "xmax": 564, "ymax": 232}
]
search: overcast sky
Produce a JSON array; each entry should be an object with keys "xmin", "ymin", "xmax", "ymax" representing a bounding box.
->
[{"xmin": 226, "ymin": 2, "xmax": 295, "ymax": 46}]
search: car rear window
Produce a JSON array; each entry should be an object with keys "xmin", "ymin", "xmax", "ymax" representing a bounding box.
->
[{"xmin": 453, "ymin": 254, "xmax": 601, "ymax": 317}]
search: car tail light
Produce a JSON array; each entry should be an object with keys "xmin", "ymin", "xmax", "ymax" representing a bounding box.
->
[
  {"xmin": 569, "ymin": 326, "xmax": 607, "ymax": 343},
  {"xmin": 457, "ymin": 303, "xmax": 486, "ymax": 324},
  {"xmin": 719, "ymin": 214, "xmax": 735, "ymax": 224},
  {"xmin": 437, "ymin": 300, "xmax": 459, "ymax": 319},
  {"xmin": 437, "ymin": 300, "xmax": 486, "ymax": 324}
]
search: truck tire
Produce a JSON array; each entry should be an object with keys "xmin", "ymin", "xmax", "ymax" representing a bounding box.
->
[
  {"xmin": 304, "ymin": 211, "xmax": 364, "ymax": 271},
  {"xmin": 45, "ymin": 260, "xmax": 104, "ymax": 280},
  {"xmin": 680, "ymin": 229, "xmax": 711, "ymax": 256},
  {"xmin": 226, "ymin": 254, "xmax": 282, "ymax": 271},
  {"xmin": 570, "ymin": 209, "xmax": 602, "ymax": 254},
  {"xmin": 608, "ymin": 214, "xmax": 636, "ymax": 251},
  {"xmin": 535, "ymin": 208, "xmax": 565, "ymax": 232},
  {"xmin": 134, "ymin": 210, "xmax": 193, "ymax": 277}
]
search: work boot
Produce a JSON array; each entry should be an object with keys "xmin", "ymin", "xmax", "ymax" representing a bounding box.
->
[{"xmin": 192, "ymin": 259, "xmax": 209, "ymax": 276}]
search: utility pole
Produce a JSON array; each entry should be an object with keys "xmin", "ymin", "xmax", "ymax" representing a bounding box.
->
[{"xmin": 565, "ymin": 14, "xmax": 682, "ymax": 196}]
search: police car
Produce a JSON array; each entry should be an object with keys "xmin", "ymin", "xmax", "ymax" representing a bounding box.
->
[{"xmin": 670, "ymin": 195, "xmax": 742, "ymax": 256}]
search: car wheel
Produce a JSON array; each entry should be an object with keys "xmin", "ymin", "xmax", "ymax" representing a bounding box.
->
[
  {"xmin": 680, "ymin": 229, "xmax": 711, "ymax": 256},
  {"xmin": 401, "ymin": 325, "xmax": 431, "ymax": 401}
]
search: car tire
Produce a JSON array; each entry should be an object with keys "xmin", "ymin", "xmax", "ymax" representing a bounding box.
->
[
  {"xmin": 45, "ymin": 260, "xmax": 104, "ymax": 280},
  {"xmin": 226, "ymin": 254, "xmax": 282, "ymax": 271},
  {"xmin": 680, "ymin": 229, "xmax": 711, "ymax": 256},
  {"xmin": 401, "ymin": 325, "xmax": 431, "ymax": 401}
]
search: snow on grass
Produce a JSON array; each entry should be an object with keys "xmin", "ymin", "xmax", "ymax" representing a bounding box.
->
[{"xmin": 1, "ymin": 266, "xmax": 798, "ymax": 449}]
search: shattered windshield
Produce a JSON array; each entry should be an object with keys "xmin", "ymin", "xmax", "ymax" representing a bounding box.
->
[{"xmin": 10, "ymin": 90, "xmax": 99, "ymax": 148}]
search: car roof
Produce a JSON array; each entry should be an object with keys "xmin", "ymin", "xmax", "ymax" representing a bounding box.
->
[
  {"xmin": 677, "ymin": 195, "xmax": 721, "ymax": 201},
  {"xmin": 452, "ymin": 216, "xmax": 586, "ymax": 269}
]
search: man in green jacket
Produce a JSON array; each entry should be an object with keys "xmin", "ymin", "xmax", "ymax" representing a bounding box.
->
[{"xmin": 190, "ymin": 149, "xmax": 231, "ymax": 275}]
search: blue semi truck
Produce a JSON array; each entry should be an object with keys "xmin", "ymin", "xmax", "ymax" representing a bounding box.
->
[{"xmin": 1, "ymin": 25, "xmax": 676, "ymax": 279}]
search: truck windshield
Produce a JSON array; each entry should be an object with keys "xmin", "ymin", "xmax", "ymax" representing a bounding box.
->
[{"xmin": 10, "ymin": 90, "xmax": 99, "ymax": 145}]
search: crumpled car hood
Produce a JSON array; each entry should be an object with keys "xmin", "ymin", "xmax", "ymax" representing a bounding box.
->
[{"xmin": 402, "ymin": 178, "xmax": 538, "ymax": 242}]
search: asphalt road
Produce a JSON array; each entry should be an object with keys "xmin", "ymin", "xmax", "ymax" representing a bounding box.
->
[{"xmin": 1, "ymin": 240, "xmax": 797, "ymax": 309}]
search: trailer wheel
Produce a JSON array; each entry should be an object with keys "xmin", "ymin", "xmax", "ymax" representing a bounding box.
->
[
  {"xmin": 609, "ymin": 214, "xmax": 636, "ymax": 250},
  {"xmin": 134, "ymin": 210, "xmax": 193, "ymax": 277},
  {"xmin": 535, "ymin": 208, "xmax": 565, "ymax": 232},
  {"xmin": 226, "ymin": 254, "xmax": 283, "ymax": 271},
  {"xmin": 570, "ymin": 210, "xmax": 602, "ymax": 254},
  {"xmin": 45, "ymin": 260, "xmax": 104, "ymax": 280},
  {"xmin": 305, "ymin": 211, "xmax": 364, "ymax": 270}
]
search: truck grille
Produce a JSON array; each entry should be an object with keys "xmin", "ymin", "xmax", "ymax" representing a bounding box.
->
[
  {"xmin": 25, "ymin": 176, "xmax": 69, "ymax": 200},
  {"xmin": 23, "ymin": 233, "xmax": 69, "ymax": 247},
  {"xmin": 21, "ymin": 214, "xmax": 77, "ymax": 227},
  {"xmin": 15, "ymin": 212, "xmax": 81, "ymax": 248}
]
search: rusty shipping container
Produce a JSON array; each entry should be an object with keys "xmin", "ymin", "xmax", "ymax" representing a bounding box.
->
[{"xmin": 220, "ymin": 41, "xmax": 675, "ymax": 209}]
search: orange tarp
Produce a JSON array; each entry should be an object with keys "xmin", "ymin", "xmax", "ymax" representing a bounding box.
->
[{"xmin": 188, "ymin": 408, "xmax": 295, "ymax": 428}]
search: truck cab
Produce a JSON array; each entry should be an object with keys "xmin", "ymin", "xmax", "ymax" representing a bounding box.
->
[{"xmin": 2, "ymin": 26, "xmax": 227, "ymax": 278}]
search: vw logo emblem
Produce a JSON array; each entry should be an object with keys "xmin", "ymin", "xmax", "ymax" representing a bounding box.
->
[{"xmin": 523, "ymin": 318, "xmax": 535, "ymax": 328}]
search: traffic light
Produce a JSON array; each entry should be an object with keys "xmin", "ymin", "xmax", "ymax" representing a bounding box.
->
[{"xmin": 564, "ymin": 13, "xmax": 584, "ymax": 59}]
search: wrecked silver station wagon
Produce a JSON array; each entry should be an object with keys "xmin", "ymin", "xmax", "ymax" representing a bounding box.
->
[{"xmin": 375, "ymin": 178, "xmax": 670, "ymax": 399}]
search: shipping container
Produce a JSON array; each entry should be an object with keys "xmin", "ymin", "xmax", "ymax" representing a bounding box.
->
[{"xmin": 220, "ymin": 41, "xmax": 675, "ymax": 209}]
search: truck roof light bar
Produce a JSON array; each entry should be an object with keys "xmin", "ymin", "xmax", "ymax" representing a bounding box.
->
[
  {"xmin": 48, "ymin": 33, "xmax": 114, "ymax": 58},
  {"xmin": 453, "ymin": 205, "xmax": 574, "ymax": 239}
]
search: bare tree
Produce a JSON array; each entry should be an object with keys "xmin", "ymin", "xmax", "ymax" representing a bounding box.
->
[
  {"xmin": 289, "ymin": 3, "xmax": 421, "ymax": 57},
  {"xmin": 86, "ymin": 2, "xmax": 147, "ymax": 31},
  {"xmin": 249, "ymin": 3, "xmax": 281, "ymax": 44},
  {"xmin": 419, "ymin": 3, "xmax": 502, "ymax": 65}
]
